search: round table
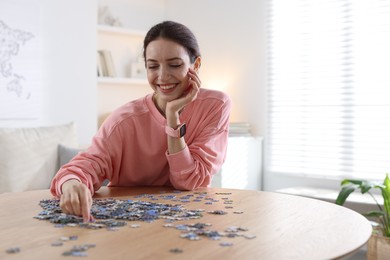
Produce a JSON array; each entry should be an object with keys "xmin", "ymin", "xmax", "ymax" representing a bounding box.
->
[{"xmin": 0, "ymin": 186, "xmax": 372, "ymax": 259}]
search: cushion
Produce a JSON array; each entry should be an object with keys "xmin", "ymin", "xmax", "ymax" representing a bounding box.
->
[
  {"xmin": 58, "ymin": 144, "xmax": 83, "ymax": 170},
  {"xmin": 57, "ymin": 144, "xmax": 110, "ymax": 186},
  {"xmin": 0, "ymin": 123, "xmax": 78, "ymax": 193}
]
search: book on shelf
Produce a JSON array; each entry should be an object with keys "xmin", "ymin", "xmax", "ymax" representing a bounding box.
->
[
  {"xmin": 97, "ymin": 49, "xmax": 116, "ymax": 77},
  {"xmin": 97, "ymin": 50, "xmax": 108, "ymax": 77},
  {"xmin": 229, "ymin": 122, "xmax": 252, "ymax": 137},
  {"xmin": 97, "ymin": 52, "xmax": 104, "ymax": 76}
]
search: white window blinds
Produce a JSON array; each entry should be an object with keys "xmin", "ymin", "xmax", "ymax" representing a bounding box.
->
[{"xmin": 266, "ymin": 0, "xmax": 390, "ymax": 181}]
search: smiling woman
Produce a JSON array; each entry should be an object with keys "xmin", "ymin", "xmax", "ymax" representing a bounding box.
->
[{"xmin": 50, "ymin": 21, "xmax": 232, "ymax": 222}]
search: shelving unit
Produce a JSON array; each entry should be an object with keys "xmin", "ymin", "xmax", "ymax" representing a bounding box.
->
[
  {"xmin": 97, "ymin": 23, "xmax": 150, "ymax": 126},
  {"xmin": 97, "ymin": 25, "xmax": 145, "ymax": 37},
  {"xmin": 97, "ymin": 76, "xmax": 148, "ymax": 85},
  {"xmin": 97, "ymin": 24, "xmax": 147, "ymax": 82},
  {"xmin": 95, "ymin": 0, "xmax": 170, "ymax": 127}
]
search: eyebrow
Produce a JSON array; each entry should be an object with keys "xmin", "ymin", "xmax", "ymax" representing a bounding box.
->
[{"xmin": 146, "ymin": 57, "xmax": 183, "ymax": 63}]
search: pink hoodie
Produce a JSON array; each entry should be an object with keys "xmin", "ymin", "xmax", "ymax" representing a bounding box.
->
[{"xmin": 50, "ymin": 89, "xmax": 231, "ymax": 197}]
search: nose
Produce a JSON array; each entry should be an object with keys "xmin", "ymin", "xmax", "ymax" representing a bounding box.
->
[{"xmin": 158, "ymin": 66, "xmax": 170, "ymax": 81}]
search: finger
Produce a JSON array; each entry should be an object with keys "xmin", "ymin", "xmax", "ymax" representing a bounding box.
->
[
  {"xmin": 184, "ymin": 86, "xmax": 199, "ymax": 104},
  {"xmin": 60, "ymin": 193, "xmax": 73, "ymax": 215},
  {"xmin": 188, "ymin": 68, "xmax": 201, "ymax": 85},
  {"xmin": 188, "ymin": 75, "xmax": 201, "ymax": 90},
  {"xmin": 88, "ymin": 195, "xmax": 95, "ymax": 221},
  {"xmin": 187, "ymin": 76, "xmax": 199, "ymax": 91},
  {"xmin": 59, "ymin": 195, "xmax": 66, "ymax": 212},
  {"xmin": 187, "ymin": 78, "xmax": 200, "ymax": 96},
  {"xmin": 80, "ymin": 189, "xmax": 92, "ymax": 222},
  {"xmin": 69, "ymin": 192, "xmax": 81, "ymax": 216},
  {"xmin": 60, "ymin": 202, "xmax": 70, "ymax": 214}
]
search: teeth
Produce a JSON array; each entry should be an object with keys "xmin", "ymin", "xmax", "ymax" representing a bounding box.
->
[{"xmin": 159, "ymin": 84, "xmax": 176, "ymax": 90}]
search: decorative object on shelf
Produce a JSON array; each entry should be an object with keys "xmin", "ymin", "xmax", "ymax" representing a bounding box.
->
[
  {"xmin": 130, "ymin": 60, "xmax": 146, "ymax": 79},
  {"xmin": 97, "ymin": 50, "xmax": 116, "ymax": 77},
  {"xmin": 130, "ymin": 45, "xmax": 146, "ymax": 79},
  {"xmin": 98, "ymin": 5, "xmax": 122, "ymax": 27},
  {"xmin": 336, "ymin": 174, "xmax": 390, "ymax": 259}
]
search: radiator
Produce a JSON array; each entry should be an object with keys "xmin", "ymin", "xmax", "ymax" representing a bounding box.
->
[{"xmin": 211, "ymin": 136, "xmax": 263, "ymax": 190}]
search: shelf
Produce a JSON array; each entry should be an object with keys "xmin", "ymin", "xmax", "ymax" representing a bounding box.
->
[
  {"xmin": 97, "ymin": 25, "xmax": 146, "ymax": 37},
  {"xmin": 97, "ymin": 77, "xmax": 148, "ymax": 85}
]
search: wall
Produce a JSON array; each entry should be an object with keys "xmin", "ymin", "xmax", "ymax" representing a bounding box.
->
[
  {"xmin": 165, "ymin": 0, "xmax": 267, "ymax": 137},
  {"xmin": 0, "ymin": 0, "xmax": 97, "ymax": 146},
  {"xmin": 98, "ymin": 0, "xmax": 166, "ymax": 31},
  {"xmin": 41, "ymin": 0, "xmax": 97, "ymax": 145}
]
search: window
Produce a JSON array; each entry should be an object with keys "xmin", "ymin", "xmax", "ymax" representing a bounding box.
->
[{"xmin": 266, "ymin": 0, "xmax": 390, "ymax": 181}]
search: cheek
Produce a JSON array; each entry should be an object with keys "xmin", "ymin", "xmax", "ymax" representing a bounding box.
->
[
  {"xmin": 146, "ymin": 71, "xmax": 158, "ymax": 91},
  {"xmin": 174, "ymin": 66, "xmax": 190, "ymax": 81},
  {"xmin": 147, "ymin": 70, "xmax": 157, "ymax": 82}
]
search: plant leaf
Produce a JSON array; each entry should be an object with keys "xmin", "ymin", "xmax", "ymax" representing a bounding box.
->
[
  {"xmin": 364, "ymin": 211, "xmax": 385, "ymax": 218},
  {"xmin": 341, "ymin": 179, "xmax": 363, "ymax": 186},
  {"xmin": 336, "ymin": 184, "xmax": 355, "ymax": 205},
  {"xmin": 381, "ymin": 174, "xmax": 390, "ymax": 229},
  {"xmin": 340, "ymin": 179, "xmax": 375, "ymax": 194},
  {"xmin": 360, "ymin": 181, "xmax": 375, "ymax": 193}
]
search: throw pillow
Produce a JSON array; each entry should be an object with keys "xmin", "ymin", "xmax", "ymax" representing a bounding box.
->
[
  {"xmin": 58, "ymin": 144, "xmax": 83, "ymax": 170},
  {"xmin": 57, "ymin": 144, "xmax": 109, "ymax": 186},
  {"xmin": 0, "ymin": 123, "xmax": 78, "ymax": 193}
]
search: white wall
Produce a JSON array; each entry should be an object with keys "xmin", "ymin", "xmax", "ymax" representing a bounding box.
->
[
  {"xmin": 0, "ymin": 0, "xmax": 97, "ymax": 145},
  {"xmin": 41, "ymin": 0, "xmax": 97, "ymax": 145},
  {"xmin": 98, "ymin": 0, "xmax": 166, "ymax": 31},
  {"xmin": 165, "ymin": 0, "xmax": 267, "ymax": 137}
]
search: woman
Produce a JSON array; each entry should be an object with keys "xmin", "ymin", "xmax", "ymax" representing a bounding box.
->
[{"xmin": 50, "ymin": 21, "xmax": 232, "ymax": 222}]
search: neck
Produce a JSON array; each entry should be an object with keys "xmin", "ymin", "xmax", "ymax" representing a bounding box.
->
[{"xmin": 152, "ymin": 93, "xmax": 166, "ymax": 117}]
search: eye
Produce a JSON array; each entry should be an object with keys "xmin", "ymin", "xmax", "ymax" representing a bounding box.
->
[
  {"xmin": 169, "ymin": 64, "xmax": 183, "ymax": 68},
  {"xmin": 147, "ymin": 64, "xmax": 159, "ymax": 70}
]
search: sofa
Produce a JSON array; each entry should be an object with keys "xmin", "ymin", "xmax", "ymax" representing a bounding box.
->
[{"xmin": 0, "ymin": 122, "xmax": 81, "ymax": 193}]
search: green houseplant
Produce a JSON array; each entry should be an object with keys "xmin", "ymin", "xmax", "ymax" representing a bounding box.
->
[{"xmin": 336, "ymin": 173, "xmax": 390, "ymax": 237}]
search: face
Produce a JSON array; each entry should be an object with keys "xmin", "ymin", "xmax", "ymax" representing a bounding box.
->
[{"xmin": 145, "ymin": 38, "xmax": 193, "ymax": 103}]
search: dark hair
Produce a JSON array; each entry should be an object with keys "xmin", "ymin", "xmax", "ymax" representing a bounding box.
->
[{"xmin": 143, "ymin": 21, "xmax": 201, "ymax": 64}]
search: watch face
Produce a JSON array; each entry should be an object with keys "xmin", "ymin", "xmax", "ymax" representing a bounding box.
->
[{"xmin": 180, "ymin": 124, "xmax": 186, "ymax": 137}]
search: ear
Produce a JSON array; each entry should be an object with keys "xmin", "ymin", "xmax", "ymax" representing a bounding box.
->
[{"xmin": 193, "ymin": 56, "xmax": 202, "ymax": 72}]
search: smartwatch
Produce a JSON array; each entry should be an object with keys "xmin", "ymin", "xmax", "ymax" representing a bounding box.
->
[{"xmin": 165, "ymin": 123, "xmax": 186, "ymax": 138}]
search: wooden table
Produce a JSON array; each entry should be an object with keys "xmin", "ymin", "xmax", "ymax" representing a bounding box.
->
[{"xmin": 0, "ymin": 187, "xmax": 372, "ymax": 259}]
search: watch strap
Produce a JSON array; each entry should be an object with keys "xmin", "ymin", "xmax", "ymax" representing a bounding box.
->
[{"xmin": 165, "ymin": 123, "xmax": 186, "ymax": 138}]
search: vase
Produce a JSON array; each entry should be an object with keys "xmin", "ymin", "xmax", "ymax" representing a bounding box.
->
[{"xmin": 367, "ymin": 232, "xmax": 390, "ymax": 259}]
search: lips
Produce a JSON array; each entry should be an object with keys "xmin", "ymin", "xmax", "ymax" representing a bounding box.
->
[{"xmin": 157, "ymin": 83, "xmax": 178, "ymax": 93}]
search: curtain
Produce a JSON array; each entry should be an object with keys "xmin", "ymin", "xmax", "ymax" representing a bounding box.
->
[{"xmin": 266, "ymin": 0, "xmax": 390, "ymax": 181}]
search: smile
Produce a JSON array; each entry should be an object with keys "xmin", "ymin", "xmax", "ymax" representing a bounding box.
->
[
  {"xmin": 158, "ymin": 84, "xmax": 177, "ymax": 89},
  {"xmin": 157, "ymin": 84, "xmax": 178, "ymax": 93}
]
